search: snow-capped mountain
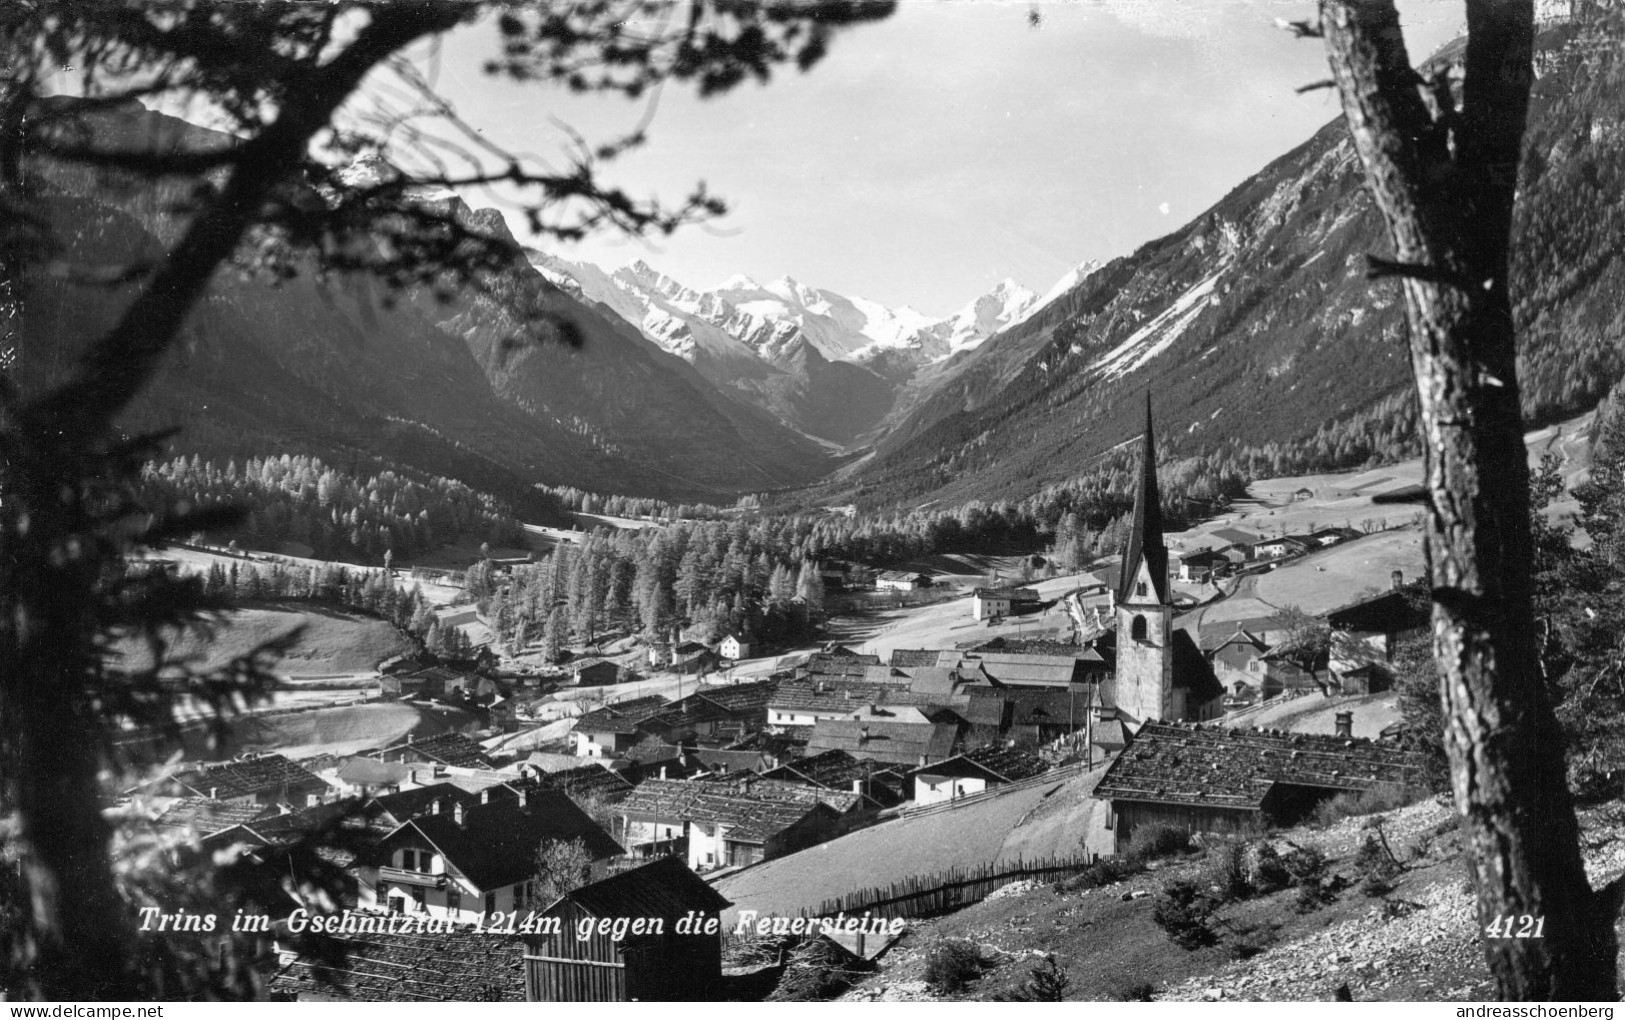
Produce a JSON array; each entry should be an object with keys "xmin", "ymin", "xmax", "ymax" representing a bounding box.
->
[{"xmin": 527, "ymin": 252, "xmax": 1042, "ymax": 446}]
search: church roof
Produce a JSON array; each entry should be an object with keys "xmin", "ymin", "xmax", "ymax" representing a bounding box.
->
[{"xmin": 1119, "ymin": 394, "xmax": 1170, "ymax": 605}]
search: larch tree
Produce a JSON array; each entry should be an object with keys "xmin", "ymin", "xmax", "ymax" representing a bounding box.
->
[
  {"xmin": 0, "ymin": 0, "xmax": 892, "ymax": 999},
  {"xmin": 1317, "ymin": 0, "xmax": 1623, "ymax": 998}
]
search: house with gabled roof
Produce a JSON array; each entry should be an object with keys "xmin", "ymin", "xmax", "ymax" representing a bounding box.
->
[
  {"xmin": 154, "ymin": 753, "xmax": 329, "ymax": 808},
  {"xmin": 757, "ymin": 748, "xmax": 907, "ymax": 808},
  {"xmin": 1093, "ymin": 721, "xmax": 1423, "ymax": 853},
  {"xmin": 361, "ymin": 786, "xmax": 623, "ymax": 923},
  {"xmin": 525, "ymin": 856, "xmax": 731, "ymax": 1002},
  {"xmin": 615, "ymin": 778, "xmax": 861, "ymax": 872},
  {"xmin": 570, "ymin": 695, "xmax": 668, "ymax": 758},
  {"xmin": 806, "ymin": 718, "xmax": 957, "ymax": 768},
  {"xmin": 876, "ymin": 570, "xmax": 932, "ymax": 591},
  {"xmin": 908, "ymin": 744, "xmax": 1052, "ymax": 805},
  {"xmin": 370, "ymin": 731, "xmax": 495, "ymax": 770}
]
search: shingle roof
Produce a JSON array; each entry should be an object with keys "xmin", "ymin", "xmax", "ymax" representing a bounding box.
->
[
  {"xmin": 805, "ymin": 719, "xmax": 957, "ymax": 766},
  {"xmin": 910, "ymin": 745, "xmax": 1051, "ymax": 784},
  {"xmin": 770, "ymin": 678, "xmax": 915, "ymax": 714},
  {"xmin": 538, "ymin": 762, "xmax": 636, "ymax": 802},
  {"xmin": 618, "ymin": 778, "xmax": 855, "ymax": 841},
  {"xmin": 171, "ymin": 754, "xmax": 325, "ymax": 800},
  {"xmin": 1094, "ymin": 721, "xmax": 1424, "ymax": 810},
  {"xmin": 889, "ymin": 649, "xmax": 942, "ymax": 668},
  {"xmin": 758, "ymin": 749, "xmax": 871, "ymax": 790},
  {"xmin": 398, "ymin": 790, "xmax": 623, "ymax": 891},
  {"xmin": 269, "ymin": 926, "xmax": 526, "ymax": 1001},
  {"xmin": 154, "ymin": 797, "xmax": 279, "ymax": 833},
  {"xmin": 692, "ymin": 680, "xmax": 779, "ymax": 715},
  {"xmin": 373, "ymin": 732, "xmax": 494, "ymax": 769},
  {"xmin": 559, "ymin": 856, "xmax": 730, "ymax": 921},
  {"xmin": 368, "ymin": 783, "xmax": 483, "ymax": 828},
  {"xmin": 574, "ymin": 695, "xmax": 670, "ymax": 735},
  {"xmin": 956, "ymin": 651, "xmax": 1084, "ymax": 688},
  {"xmin": 1327, "ymin": 589, "xmax": 1428, "ymax": 634},
  {"xmin": 803, "ymin": 651, "xmax": 881, "ymax": 676}
]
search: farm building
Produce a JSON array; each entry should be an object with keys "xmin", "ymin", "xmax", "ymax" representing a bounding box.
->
[
  {"xmin": 909, "ymin": 745, "xmax": 1051, "ymax": 805},
  {"xmin": 524, "ymin": 856, "xmax": 731, "ymax": 1002},
  {"xmin": 370, "ymin": 731, "xmax": 495, "ymax": 770},
  {"xmin": 1093, "ymin": 721, "xmax": 1423, "ymax": 853},
  {"xmin": 571, "ymin": 695, "xmax": 669, "ymax": 758},
  {"xmin": 970, "ymin": 586, "xmax": 1041, "ymax": 621},
  {"xmin": 1175, "ymin": 548, "xmax": 1229, "ymax": 583},
  {"xmin": 151, "ymin": 753, "xmax": 328, "ymax": 808},
  {"xmin": 570, "ymin": 658, "xmax": 621, "ymax": 686},
  {"xmin": 1327, "ymin": 576, "xmax": 1428, "ymax": 675},
  {"xmin": 615, "ymin": 778, "xmax": 862, "ymax": 871},
  {"xmin": 719, "ymin": 634, "xmax": 752, "ymax": 660},
  {"xmin": 876, "ymin": 570, "xmax": 932, "ymax": 592},
  {"xmin": 806, "ymin": 718, "xmax": 957, "ymax": 768},
  {"xmin": 759, "ymin": 749, "xmax": 908, "ymax": 808}
]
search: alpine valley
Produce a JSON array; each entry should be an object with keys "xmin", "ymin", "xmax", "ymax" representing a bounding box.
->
[{"xmin": 19, "ymin": 17, "xmax": 1625, "ymax": 516}]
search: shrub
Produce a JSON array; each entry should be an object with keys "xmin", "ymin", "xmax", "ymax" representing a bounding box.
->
[
  {"xmin": 1113, "ymin": 980, "xmax": 1157, "ymax": 1001},
  {"xmin": 1016, "ymin": 955, "xmax": 1071, "ymax": 1002},
  {"xmin": 1127, "ymin": 823, "xmax": 1195, "ymax": 862},
  {"xmin": 1353, "ymin": 833, "xmax": 1402, "ymax": 896},
  {"xmin": 1281, "ymin": 844, "xmax": 1329, "ymax": 885},
  {"xmin": 1202, "ymin": 840, "xmax": 1251, "ymax": 902},
  {"xmin": 1249, "ymin": 842, "xmax": 1291, "ymax": 893},
  {"xmin": 1054, "ymin": 854, "xmax": 1145, "ymax": 892},
  {"xmin": 1152, "ymin": 879, "xmax": 1221, "ymax": 950},
  {"xmin": 1310, "ymin": 784, "xmax": 1424, "ymax": 826},
  {"xmin": 924, "ymin": 939, "xmax": 984, "ymax": 994}
]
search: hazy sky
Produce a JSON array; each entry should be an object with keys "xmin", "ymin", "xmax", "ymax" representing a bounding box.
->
[{"xmin": 420, "ymin": 1, "xmax": 1463, "ymax": 317}]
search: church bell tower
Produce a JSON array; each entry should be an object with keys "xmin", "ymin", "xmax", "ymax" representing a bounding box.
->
[{"xmin": 1114, "ymin": 395, "xmax": 1175, "ymax": 724}]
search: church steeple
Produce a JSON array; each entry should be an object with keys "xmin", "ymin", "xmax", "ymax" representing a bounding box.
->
[{"xmin": 1118, "ymin": 393, "xmax": 1169, "ymax": 606}]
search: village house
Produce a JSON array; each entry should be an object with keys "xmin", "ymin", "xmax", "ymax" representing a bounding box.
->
[
  {"xmin": 876, "ymin": 570, "xmax": 932, "ymax": 592},
  {"xmin": 329, "ymin": 757, "xmax": 414, "ymax": 797},
  {"xmin": 805, "ymin": 718, "xmax": 958, "ymax": 769},
  {"xmin": 908, "ymin": 744, "xmax": 1052, "ymax": 806},
  {"xmin": 670, "ymin": 641, "xmax": 715, "ymax": 676},
  {"xmin": 719, "ymin": 633, "xmax": 752, "ymax": 660},
  {"xmin": 360, "ymin": 786, "xmax": 623, "ymax": 922},
  {"xmin": 970, "ymin": 586, "xmax": 1041, "ymax": 621},
  {"xmin": 1093, "ymin": 721, "xmax": 1423, "ymax": 854},
  {"xmin": 615, "ymin": 778, "xmax": 862, "ymax": 871},
  {"xmin": 758, "ymin": 748, "xmax": 908, "ymax": 809},
  {"xmin": 766, "ymin": 677, "xmax": 908, "ymax": 729},
  {"xmin": 1305, "ymin": 526, "xmax": 1362, "ymax": 547},
  {"xmin": 152, "ymin": 753, "xmax": 329, "ymax": 808},
  {"xmin": 525, "ymin": 856, "xmax": 731, "ymax": 1002},
  {"xmin": 570, "ymin": 657, "xmax": 621, "ymax": 686},
  {"xmin": 1208, "ymin": 527, "xmax": 1264, "ymax": 557},
  {"xmin": 1252, "ymin": 535, "xmax": 1312, "ymax": 560},
  {"xmin": 1175, "ymin": 547, "xmax": 1229, "ymax": 583},
  {"xmin": 369, "ymin": 731, "xmax": 496, "ymax": 770},
  {"xmin": 1203, "ymin": 627, "xmax": 1271, "ymax": 695},
  {"xmin": 571, "ymin": 695, "xmax": 669, "ymax": 758},
  {"xmin": 1327, "ymin": 573, "xmax": 1427, "ymax": 679},
  {"xmin": 952, "ymin": 650, "xmax": 1091, "ymax": 688}
]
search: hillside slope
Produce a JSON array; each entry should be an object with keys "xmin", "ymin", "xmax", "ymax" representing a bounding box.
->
[
  {"xmin": 825, "ymin": 17, "xmax": 1625, "ymax": 510},
  {"xmin": 18, "ymin": 101, "xmax": 837, "ymax": 503}
]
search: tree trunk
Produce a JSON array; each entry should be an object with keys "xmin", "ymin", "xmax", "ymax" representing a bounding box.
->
[{"xmin": 1321, "ymin": 0, "xmax": 1620, "ymax": 998}]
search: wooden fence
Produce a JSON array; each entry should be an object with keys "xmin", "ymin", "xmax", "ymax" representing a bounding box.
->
[{"xmin": 801, "ymin": 852, "xmax": 1097, "ymax": 923}]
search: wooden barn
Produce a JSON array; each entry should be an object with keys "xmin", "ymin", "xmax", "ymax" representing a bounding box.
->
[
  {"xmin": 1093, "ymin": 721, "xmax": 1423, "ymax": 854},
  {"xmin": 524, "ymin": 856, "xmax": 731, "ymax": 1002}
]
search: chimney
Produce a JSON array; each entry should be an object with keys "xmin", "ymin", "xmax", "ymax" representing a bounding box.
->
[
  {"xmin": 431, "ymin": 798, "xmax": 441, "ymax": 814},
  {"xmin": 209, "ymin": 787, "xmax": 218, "ymax": 800},
  {"xmin": 480, "ymin": 789, "xmax": 490, "ymax": 805},
  {"xmin": 453, "ymin": 802, "xmax": 464, "ymax": 824},
  {"xmin": 1335, "ymin": 711, "xmax": 1354, "ymax": 739},
  {"xmin": 518, "ymin": 788, "xmax": 529, "ymax": 809},
  {"xmin": 659, "ymin": 766, "xmax": 667, "ymax": 781},
  {"xmin": 1391, "ymin": 569, "xmax": 1403, "ymax": 590},
  {"xmin": 851, "ymin": 779, "xmax": 863, "ymax": 794},
  {"xmin": 860, "ymin": 726, "xmax": 870, "ymax": 742},
  {"xmin": 406, "ymin": 732, "xmax": 414, "ymax": 745},
  {"xmin": 918, "ymin": 754, "xmax": 928, "ymax": 768}
]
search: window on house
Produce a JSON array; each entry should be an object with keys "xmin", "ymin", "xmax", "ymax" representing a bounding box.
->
[
  {"xmin": 398, "ymin": 849, "xmax": 416, "ymax": 871},
  {"xmin": 446, "ymin": 884, "xmax": 461, "ymax": 915},
  {"xmin": 485, "ymin": 891, "xmax": 497, "ymax": 915},
  {"xmin": 1130, "ymin": 615, "xmax": 1147, "ymax": 642},
  {"xmin": 1136, "ymin": 581, "xmax": 1148, "ymax": 597},
  {"xmin": 411, "ymin": 885, "xmax": 425, "ymax": 910}
]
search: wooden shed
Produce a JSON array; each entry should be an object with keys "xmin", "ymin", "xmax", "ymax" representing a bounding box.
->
[{"xmin": 524, "ymin": 856, "xmax": 731, "ymax": 1002}]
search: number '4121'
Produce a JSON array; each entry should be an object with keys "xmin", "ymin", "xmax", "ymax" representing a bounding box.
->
[{"xmin": 1485, "ymin": 915, "xmax": 1545, "ymax": 939}]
